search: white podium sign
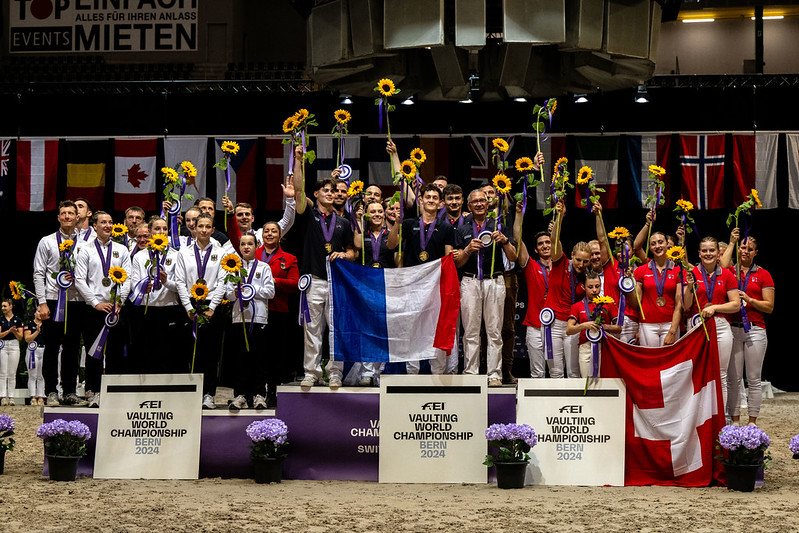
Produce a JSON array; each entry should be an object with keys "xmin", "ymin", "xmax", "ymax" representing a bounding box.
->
[
  {"xmin": 94, "ymin": 374, "xmax": 203, "ymax": 479},
  {"xmin": 379, "ymin": 375, "xmax": 487, "ymax": 483},
  {"xmin": 517, "ymin": 378, "xmax": 626, "ymax": 486}
]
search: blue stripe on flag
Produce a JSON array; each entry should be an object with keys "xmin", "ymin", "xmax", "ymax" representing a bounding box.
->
[
  {"xmin": 626, "ymin": 135, "xmax": 643, "ymax": 206},
  {"xmin": 330, "ymin": 259, "xmax": 390, "ymax": 362}
]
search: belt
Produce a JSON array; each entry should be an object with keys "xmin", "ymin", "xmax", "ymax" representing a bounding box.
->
[
  {"xmin": 462, "ymin": 272, "xmax": 503, "ymax": 279},
  {"xmin": 730, "ymin": 322, "xmax": 745, "ymax": 329}
]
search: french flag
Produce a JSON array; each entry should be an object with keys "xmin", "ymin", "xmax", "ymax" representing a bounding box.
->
[{"xmin": 328, "ymin": 255, "xmax": 461, "ymax": 363}]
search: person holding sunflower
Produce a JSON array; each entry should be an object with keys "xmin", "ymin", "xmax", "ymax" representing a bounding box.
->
[
  {"xmin": 292, "ymin": 145, "xmax": 357, "ymax": 390},
  {"xmin": 74, "ymin": 211, "xmax": 132, "ymax": 408},
  {"xmin": 633, "ymin": 231, "xmax": 683, "ymax": 347},
  {"xmin": 720, "ymin": 227, "xmax": 775, "ymax": 426},
  {"xmin": 0, "ymin": 298, "xmax": 23, "ymax": 406},
  {"xmin": 174, "ymin": 212, "xmax": 228, "ymax": 409},
  {"xmin": 453, "ymin": 189, "xmax": 516, "ymax": 386}
]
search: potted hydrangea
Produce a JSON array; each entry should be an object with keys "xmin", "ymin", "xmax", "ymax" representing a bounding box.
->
[
  {"xmin": 483, "ymin": 423, "xmax": 537, "ymax": 489},
  {"xmin": 716, "ymin": 425, "xmax": 771, "ymax": 492},
  {"xmin": 36, "ymin": 418, "xmax": 92, "ymax": 481},
  {"xmin": 0, "ymin": 414, "xmax": 15, "ymax": 475},
  {"xmin": 245, "ymin": 418, "xmax": 289, "ymax": 484},
  {"xmin": 790, "ymin": 434, "xmax": 799, "ymax": 460}
]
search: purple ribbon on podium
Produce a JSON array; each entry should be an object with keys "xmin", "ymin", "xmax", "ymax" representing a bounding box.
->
[
  {"xmin": 540, "ymin": 308, "xmax": 555, "ymax": 360},
  {"xmin": 298, "ymin": 274, "xmax": 312, "ymax": 325}
]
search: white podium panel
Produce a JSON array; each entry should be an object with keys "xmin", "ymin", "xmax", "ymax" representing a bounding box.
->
[
  {"xmin": 517, "ymin": 378, "xmax": 626, "ymax": 486},
  {"xmin": 379, "ymin": 375, "xmax": 487, "ymax": 483},
  {"xmin": 94, "ymin": 374, "xmax": 203, "ymax": 479}
]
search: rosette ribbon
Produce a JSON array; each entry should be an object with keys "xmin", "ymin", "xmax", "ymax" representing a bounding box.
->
[
  {"xmin": 617, "ymin": 275, "xmax": 636, "ymax": 327},
  {"xmin": 0, "ymin": 340, "xmax": 4, "ymax": 350},
  {"xmin": 298, "ymin": 274, "xmax": 312, "ymax": 325},
  {"xmin": 89, "ymin": 312, "xmax": 120, "ymax": 359},
  {"xmin": 237, "ymin": 282, "xmax": 256, "ymax": 336},
  {"xmin": 690, "ymin": 313, "xmax": 703, "ymax": 330},
  {"xmin": 129, "ymin": 277, "xmax": 149, "ymax": 306},
  {"xmin": 539, "ymin": 307, "xmax": 555, "ymax": 360},
  {"xmin": 585, "ymin": 327, "xmax": 604, "ymax": 378},
  {"xmin": 168, "ymin": 199, "xmax": 182, "ymax": 250},
  {"xmin": 54, "ymin": 270, "xmax": 73, "ymax": 326},
  {"xmin": 28, "ymin": 341, "xmax": 38, "ymax": 368}
]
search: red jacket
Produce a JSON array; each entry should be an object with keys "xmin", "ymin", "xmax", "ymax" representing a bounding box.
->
[{"xmin": 255, "ymin": 246, "xmax": 298, "ymax": 313}]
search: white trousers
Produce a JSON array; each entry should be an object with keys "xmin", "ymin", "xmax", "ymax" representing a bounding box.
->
[
  {"xmin": 638, "ymin": 322, "xmax": 672, "ymax": 347},
  {"xmin": 538, "ymin": 318, "xmax": 567, "ymax": 378},
  {"xmin": 728, "ymin": 325, "xmax": 768, "ymax": 419},
  {"xmin": 526, "ymin": 325, "xmax": 545, "ymax": 377},
  {"xmin": 578, "ymin": 342, "xmax": 602, "ymax": 379},
  {"xmin": 302, "ymin": 276, "xmax": 344, "ymax": 381},
  {"xmin": 620, "ymin": 318, "xmax": 639, "ymax": 344},
  {"xmin": 565, "ymin": 333, "xmax": 580, "ymax": 378},
  {"xmin": 460, "ymin": 276, "xmax": 505, "ymax": 380},
  {"xmin": 26, "ymin": 346, "xmax": 45, "ymax": 397},
  {"xmin": 0, "ymin": 342, "xmax": 20, "ymax": 398},
  {"xmin": 712, "ymin": 317, "xmax": 734, "ymax": 411}
]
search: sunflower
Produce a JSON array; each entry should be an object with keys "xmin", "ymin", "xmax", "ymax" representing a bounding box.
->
[
  {"xmin": 666, "ymin": 246, "xmax": 686, "ymax": 262},
  {"xmin": 59, "ymin": 239, "xmax": 74, "ymax": 252},
  {"xmin": 400, "ymin": 160, "xmax": 417, "ymax": 180},
  {"xmin": 221, "ymin": 253, "xmax": 243, "ymax": 274},
  {"xmin": 148, "ymin": 234, "xmax": 169, "ymax": 252},
  {"xmin": 577, "ymin": 166, "xmax": 593, "ymax": 185},
  {"xmin": 676, "ymin": 199, "xmax": 694, "ymax": 212},
  {"xmin": 554, "ymin": 157, "xmax": 568, "ymax": 172},
  {"xmin": 550, "ymin": 100, "xmax": 557, "ymax": 113},
  {"xmin": 221, "ymin": 141, "xmax": 240, "ymax": 156},
  {"xmin": 377, "ymin": 78, "xmax": 396, "ymax": 97},
  {"xmin": 592, "ymin": 295, "xmax": 615, "ymax": 305},
  {"xmin": 649, "ymin": 165, "xmax": 666, "ymax": 177},
  {"xmin": 751, "ymin": 188, "xmax": 762, "ymax": 208},
  {"xmin": 493, "ymin": 173, "xmax": 512, "ymax": 194},
  {"xmin": 492, "ymin": 138, "xmax": 509, "ymax": 153},
  {"xmin": 162, "ymin": 167, "xmax": 179, "ymax": 183},
  {"xmin": 282, "ymin": 116, "xmax": 299, "ymax": 133},
  {"xmin": 191, "ymin": 282, "xmax": 209, "ymax": 300},
  {"xmin": 410, "ymin": 148, "xmax": 426, "ymax": 166},
  {"xmin": 111, "ymin": 224, "xmax": 128, "ymax": 238},
  {"xmin": 515, "ymin": 157, "xmax": 534, "ymax": 173},
  {"xmin": 221, "ymin": 299, "xmax": 231, "ymax": 306},
  {"xmin": 108, "ymin": 266, "xmax": 127, "ymax": 285},
  {"xmin": 347, "ymin": 180, "xmax": 364, "ymax": 198},
  {"xmin": 9, "ymin": 281, "xmax": 21, "ymax": 300},
  {"xmin": 181, "ymin": 161, "xmax": 197, "ymax": 178},
  {"xmin": 607, "ymin": 227, "xmax": 630, "ymax": 239},
  {"xmin": 334, "ymin": 109, "xmax": 351, "ymax": 124},
  {"xmin": 295, "ymin": 108, "xmax": 310, "ymax": 122}
]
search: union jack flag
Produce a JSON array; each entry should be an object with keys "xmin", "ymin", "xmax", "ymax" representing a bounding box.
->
[
  {"xmin": 470, "ymin": 136, "xmax": 516, "ymax": 185},
  {"xmin": 0, "ymin": 140, "xmax": 10, "ymax": 176}
]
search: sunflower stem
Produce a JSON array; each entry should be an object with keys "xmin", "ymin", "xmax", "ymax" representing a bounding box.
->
[
  {"xmin": 242, "ymin": 319, "xmax": 249, "ymax": 352},
  {"xmin": 490, "ymin": 241, "xmax": 497, "ymax": 278},
  {"xmin": 691, "ymin": 282, "xmax": 710, "ymax": 341},
  {"xmin": 361, "ymin": 215, "xmax": 366, "ymax": 266}
]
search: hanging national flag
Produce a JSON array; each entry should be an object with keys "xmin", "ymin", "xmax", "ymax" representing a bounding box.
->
[
  {"xmin": 601, "ymin": 322, "xmax": 725, "ymax": 487},
  {"xmin": 679, "ymin": 135, "xmax": 725, "ymax": 210},
  {"xmin": 328, "ymin": 255, "xmax": 460, "ymax": 363},
  {"xmin": 0, "ymin": 139, "xmax": 11, "ymax": 211},
  {"xmin": 114, "ymin": 138, "xmax": 157, "ymax": 211},
  {"xmin": 0, "ymin": 139, "xmax": 11, "ymax": 177},
  {"xmin": 17, "ymin": 139, "xmax": 58, "ymax": 212},
  {"xmin": 164, "ymin": 137, "xmax": 208, "ymax": 205},
  {"xmin": 214, "ymin": 137, "xmax": 257, "ymax": 210},
  {"xmin": 573, "ymin": 135, "xmax": 621, "ymax": 209},
  {"xmin": 364, "ymin": 135, "xmax": 414, "ymax": 187},
  {"xmin": 470, "ymin": 136, "xmax": 516, "ymax": 186},
  {"xmin": 418, "ymin": 136, "xmax": 451, "ymax": 183},
  {"xmin": 626, "ymin": 134, "xmax": 672, "ymax": 207},
  {"xmin": 786, "ymin": 134, "xmax": 799, "ymax": 210},
  {"xmin": 265, "ymin": 137, "xmax": 292, "ymax": 211},
  {"xmin": 732, "ymin": 134, "xmax": 777, "ymax": 209},
  {"xmin": 66, "ymin": 139, "xmax": 109, "ymax": 211},
  {"xmin": 314, "ymin": 134, "xmax": 362, "ymax": 183}
]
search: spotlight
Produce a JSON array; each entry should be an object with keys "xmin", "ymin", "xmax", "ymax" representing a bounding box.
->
[
  {"xmin": 574, "ymin": 94, "xmax": 588, "ymax": 103},
  {"xmin": 635, "ymin": 85, "xmax": 649, "ymax": 104},
  {"xmin": 401, "ymin": 95, "xmax": 415, "ymax": 105},
  {"xmin": 341, "ymin": 95, "xmax": 353, "ymax": 105},
  {"xmin": 459, "ymin": 97, "xmax": 473, "ymax": 104},
  {"xmin": 513, "ymin": 97, "xmax": 527, "ymax": 103}
]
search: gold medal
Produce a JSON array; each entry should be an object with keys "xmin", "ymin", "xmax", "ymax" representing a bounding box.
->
[
  {"xmin": 102, "ymin": 277, "xmax": 111, "ymax": 287},
  {"xmin": 325, "ymin": 243, "xmax": 333, "ymax": 254},
  {"xmin": 372, "ymin": 262, "xmax": 381, "ymax": 268},
  {"xmin": 419, "ymin": 251, "xmax": 429, "ymax": 262},
  {"xmin": 656, "ymin": 296, "xmax": 666, "ymax": 307}
]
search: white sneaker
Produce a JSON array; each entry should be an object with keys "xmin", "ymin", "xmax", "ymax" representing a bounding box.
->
[
  {"xmin": 358, "ymin": 376, "xmax": 373, "ymax": 387},
  {"xmin": 7, "ymin": 397, "xmax": 15, "ymax": 406},
  {"xmin": 252, "ymin": 395, "xmax": 267, "ymax": 409},
  {"xmin": 300, "ymin": 377, "xmax": 316, "ymax": 390},
  {"xmin": 488, "ymin": 378, "xmax": 503, "ymax": 388},
  {"xmin": 88, "ymin": 393, "xmax": 100, "ymax": 408},
  {"xmin": 0, "ymin": 398, "xmax": 6, "ymax": 406},
  {"xmin": 229, "ymin": 395, "xmax": 248, "ymax": 411},
  {"xmin": 328, "ymin": 377, "xmax": 342, "ymax": 390},
  {"xmin": 46, "ymin": 392, "xmax": 60, "ymax": 406},
  {"xmin": 202, "ymin": 394, "xmax": 216, "ymax": 409}
]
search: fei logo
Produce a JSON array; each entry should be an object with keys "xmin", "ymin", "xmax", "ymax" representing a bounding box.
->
[
  {"xmin": 421, "ymin": 402, "xmax": 445, "ymax": 411},
  {"xmin": 138, "ymin": 400, "xmax": 162, "ymax": 409}
]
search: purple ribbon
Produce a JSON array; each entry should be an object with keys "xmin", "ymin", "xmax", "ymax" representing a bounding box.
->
[
  {"xmin": 378, "ymin": 99, "xmax": 383, "ymax": 133},
  {"xmin": 743, "ymin": 213, "xmax": 751, "ymax": 244},
  {"xmin": 472, "ymin": 221, "xmax": 484, "ymax": 280},
  {"xmin": 130, "ymin": 277, "xmax": 149, "ymax": 306},
  {"xmin": 301, "ymin": 130, "xmax": 307, "ymax": 160},
  {"xmin": 95, "ymin": 240, "xmax": 112, "ymax": 279},
  {"xmin": 28, "ymin": 343, "xmax": 37, "ymax": 368},
  {"xmin": 617, "ymin": 286, "xmax": 626, "ymax": 327},
  {"xmin": 649, "ymin": 260, "xmax": 669, "ymax": 301},
  {"xmin": 700, "ymin": 265, "xmax": 719, "ymax": 304},
  {"xmin": 170, "ymin": 214, "xmax": 181, "ymax": 250},
  {"xmin": 522, "ymin": 177, "xmax": 528, "ymax": 215},
  {"xmin": 370, "ymin": 230, "xmax": 384, "ymax": 265},
  {"xmin": 419, "ymin": 218, "xmax": 436, "ymax": 254},
  {"xmin": 592, "ymin": 340, "xmax": 600, "ymax": 377},
  {"xmin": 288, "ymin": 136, "xmax": 296, "ymax": 175},
  {"xmin": 225, "ymin": 158, "xmax": 231, "ymax": 194},
  {"xmin": 399, "ymin": 185, "xmax": 405, "ymax": 223},
  {"xmin": 194, "ymin": 244, "xmax": 212, "ymax": 280},
  {"xmin": 89, "ymin": 306, "xmax": 119, "ymax": 360},
  {"xmin": 317, "ymin": 210, "xmax": 337, "ymax": 250},
  {"xmin": 739, "ymin": 265, "xmax": 756, "ymax": 333},
  {"xmin": 544, "ymin": 323, "xmax": 553, "ymax": 360},
  {"xmin": 54, "ymin": 285, "xmax": 67, "ymax": 323},
  {"xmin": 656, "ymin": 185, "xmax": 662, "ymax": 209}
]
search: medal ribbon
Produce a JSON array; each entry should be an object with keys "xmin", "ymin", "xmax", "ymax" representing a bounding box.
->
[
  {"xmin": 739, "ymin": 265, "xmax": 756, "ymax": 333},
  {"xmin": 95, "ymin": 239, "xmax": 112, "ymax": 279},
  {"xmin": 649, "ymin": 260, "xmax": 668, "ymax": 300},
  {"xmin": 472, "ymin": 221, "xmax": 484, "ymax": 280},
  {"xmin": 317, "ymin": 209, "xmax": 337, "ymax": 249},
  {"xmin": 700, "ymin": 265, "xmax": 719, "ymax": 304},
  {"xmin": 537, "ymin": 260, "xmax": 549, "ymax": 296},
  {"xmin": 370, "ymin": 230, "xmax": 383, "ymax": 265},
  {"xmin": 419, "ymin": 218, "xmax": 435, "ymax": 254},
  {"xmin": 193, "ymin": 244, "xmax": 212, "ymax": 281},
  {"xmin": 583, "ymin": 299, "xmax": 601, "ymax": 378}
]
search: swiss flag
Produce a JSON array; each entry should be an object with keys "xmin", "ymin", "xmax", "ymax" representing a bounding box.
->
[
  {"xmin": 679, "ymin": 135, "xmax": 725, "ymax": 210},
  {"xmin": 115, "ymin": 138, "xmax": 157, "ymax": 211},
  {"xmin": 601, "ymin": 322, "xmax": 726, "ymax": 487}
]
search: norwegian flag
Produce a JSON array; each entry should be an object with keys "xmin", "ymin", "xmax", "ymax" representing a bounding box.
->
[
  {"xmin": 265, "ymin": 138, "xmax": 291, "ymax": 211},
  {"xmin": 601, "ymin": 322, "xmax": 726, "ymax": 487},
  {"xmin": 470, "ymin": 136, "xmax": 516, "ymax": 185},
  {"xmin": 679, "ymin": 135, "xmax": 725, "ymax": 210}
]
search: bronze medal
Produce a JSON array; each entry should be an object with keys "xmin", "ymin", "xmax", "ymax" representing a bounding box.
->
[
  {"xmin": 102, "ymin": 277, "xmax": 112, "ymax": 287},
  {"xmin": 196, "ymin": 278, "xmax": 206, "ymax": 285},
  {"xmin": 419, "ymin": 251, "xmax": 429, "ymax": 262},
  {"xmin": 372, "ymin": 262, "xmax": 381, "ymax": 268},
  {"xmin": 656, "ymin": 296, "xmax": 666, "ymax": 307},
  {"xmin": 325, "ymin": 242, "xmax": 333, "ymax": 254}
]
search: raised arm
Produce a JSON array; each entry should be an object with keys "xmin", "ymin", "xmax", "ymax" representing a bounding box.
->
[
  {"xmin": 551, "ymin": 200, "xmax": 565, "ymax": 262},
  {"xmin": 593, "ymin": 200, "xmax": 612, "ymax": 267},
  {"xmin": 632, "ymin": 208, "xmax": 654, "ymax": 262},
  {"xmin": 292, "ymin": 145, "xmax": 307, "ymax": 215},
  {"xmin": 720, "ymin": 227, "xmax": 738, "ymax": 269}
]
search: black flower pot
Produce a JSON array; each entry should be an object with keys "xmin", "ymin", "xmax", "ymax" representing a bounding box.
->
[
  {"xmin": 494, "ymin": 461, "xmax": 528, "ymax": 489},
  {"xmin": 252, "ymin": 456, "xmax": 284, "ymax": 484},
  {"xmin": 46, "ymin": 455, "xmax": 82, "ymax": 482},
  {"xmin": 724, "ymin": 463, "xmax": 761, "ymax": 492}
]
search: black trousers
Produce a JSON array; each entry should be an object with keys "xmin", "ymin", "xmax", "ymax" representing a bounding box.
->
[
  {"xmin": 83, "ymin": 305, "xmax": 127, "ymax": 394},
  {"xmin": 192, "ymin": 310, "xmax": 224, "ymax": 396},
  {"xmin": 231, "ymin": 320, "xmax": 268, "ymax": 399},
  {"xmin": 42, "ymin": 299, "xmax": 85, "ymax": 396},
  {"xmin": 132, "ymin": 305, "xmax": 191, "ymax": 374}
]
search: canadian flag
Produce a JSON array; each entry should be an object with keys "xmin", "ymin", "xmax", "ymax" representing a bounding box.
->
[
  {"xmin": 601, "ymin": 321, "xmax": 726, "ymax": 487},
  {"xmin": 115, "ymin": 138, "xmax": 157, "ymax": 211}
]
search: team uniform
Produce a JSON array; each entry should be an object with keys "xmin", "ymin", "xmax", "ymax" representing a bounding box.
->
[
  {"xmin": 540, "ymin": 256, "xmax": 586, "ymax": 378},
  {"xmin": 225, "ymin": 197, "xmax": 296, "ymax": 253},
  {"xmin": 634, "ymin": 260, "xmax": 681, "ymax": 347},
  {"xmin": 225, "ymin": 257, "xmax": 275, "ymax": 407},
  {"xmin": 726, "ymin": 264, "xmax": 774, "ymax": 420},
  {"xmin": 74, "ymin": 238, "xmax": 132, "ymax": 404},
  {"xmin": 361, "ymin": 227, "xmax": 396, "ymax": 269},
  {"xmin": 24, "ymin": 320, "xmax": 45, "ymax": 401},
  {"xmin": 568, "ymin": 299, "xmax": 618, "ymax": 378},
  {"xmin": 0, "ymin": 314, "xmax": 23, "ymax": 403},
  {"xmin": 521, "ymin": 257, "xmax": 550, "ymax": 377}
]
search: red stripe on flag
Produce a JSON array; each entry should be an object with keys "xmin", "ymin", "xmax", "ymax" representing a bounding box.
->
[
  {"xmin": 115, "ymin": 192, "xmax": 155, "ymax": 212},
  {"xmin": 732, "ymin": 135, "xmax": 755, "ymax": 205},
  {"xmin": 67, "ymin": 186, "xmax": 104, "ymax": 211},
  {"xmin": 115, "ymin": 138, "xmax": 157, "ymax": 157},
  {"xmin": 265, "ymin": 139, "xmax": 285, "ymax": 211},
  {"xmin": 43, "ymin": 141, "xmax": 58, "ymax": 211},
  {"xmin": 433, "ymin": 254, "xmax": 461, "ymax": 354}
]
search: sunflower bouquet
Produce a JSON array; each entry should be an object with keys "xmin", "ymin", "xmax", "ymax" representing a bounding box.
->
[
  {"xmin": 111, "ymin": 223, "xmax": 129, "ymax": 245},
  {"xmin": 544, "ymin": 157, "xmax": 572, "ymax": 247},
  {"xmin": 674, "ymin": 198, "xmax": 697, "ymax": 241},
  {"xmin": 8, "ymin": 281, "xmax": 36, "ymax": 318},
  {"xmin": 531, "ymin": 98, "xmax": 557, "ymax": 182},
  {"xmin": 643, "ymin": 165, "xmax": 667, "ymax": 256},
  {"xmin": 51, "ymin": 238, "xmax": 76, "ymax": 331},
  {"xmin": 107, "ymin": 266, "xmax": 127, "ymax": 311},
  {"xmin": 402, "ymin": 147, "xmax": 427, "ymax": 215},
  {"xmin": 726, "ymin": 188, "xmax": 761, "ymax": 248},
  {"xmin": 607, "ymin": 227, "xmax": 645, "ymax": 321},
  {"xmin": 577, "ymin": 166, "xmax": 605, "ymax": 212},
  {"xmin": 282, "ymin": 108, "xmax": 318, "ymax": 168},
  {"xmin": 141, "ymin": 234, "xmax": 169, "ymax": 313},
  {"xmin": 374, "ymin": 78, "xmax": 400, "ymax": 140},
  {"xmin": 161, "ymin": 164, "xmax": 195, "ymax": 221},
  {"xmin": 513, "ymin": 156, "xmax": 542, "ymax": 253},
  {"xmin": 56, "ymin": 238, "xmax": 76, "ymax": 273},
  {"xmin": 221, "ymin": 253, "xmax": 251, "ymax": 351},
  {"xmin": 332, "ymin": 109, "xmax": 352, "ymax": 169},
  {"xmin": 667, "ymin": 245, "xmax": 709, "ymax": 341},
  {"xmin": 591, "ymin": 295, "xmax": 615, "ymax": 325}
]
